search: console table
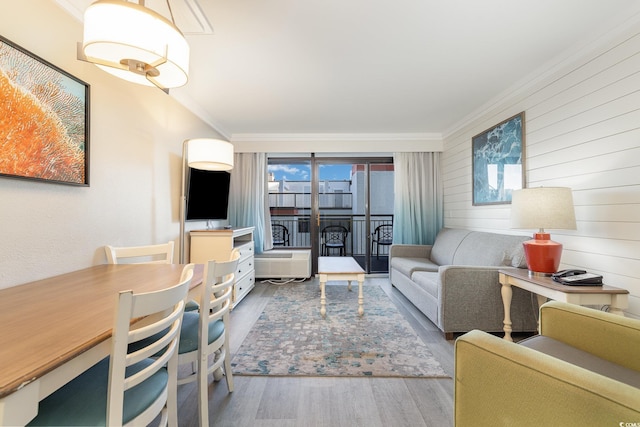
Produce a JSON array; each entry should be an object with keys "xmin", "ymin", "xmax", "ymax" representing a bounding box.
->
[{"xmin": 499, "ymin": 268, "xmax": 629, "ymax": 341}]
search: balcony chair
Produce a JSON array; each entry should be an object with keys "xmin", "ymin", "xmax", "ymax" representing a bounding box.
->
[
  {"xmin": 177, "ymin": 251, "xmax": 240, "ymax": 427},
  {"xmin": 371, "ymin": 224, "xmax": 393, "ymax": 258},
  {"xmin": 104, "ymin": 242, "xmax": 174, "ymax": 264},
  {"xmin": 27, "ymin": 265, "xmax": 194, "ymax": 427},
  {"xmin": 271, "ymin": 224, "xmax": 290, "ymax": 246},
  {"xmin": 321, "ymin": 225, "xmax": 348, "ymax": 256}
]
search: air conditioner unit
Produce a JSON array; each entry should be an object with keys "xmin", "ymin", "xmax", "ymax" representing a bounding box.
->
[{"xmin": 255, "ymin": 250, "xmax": 311, "ymax": 279}]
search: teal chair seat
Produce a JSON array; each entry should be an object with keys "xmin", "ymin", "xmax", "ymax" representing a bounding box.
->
[
  {"xmin": 179, "ymin": 312, "xmax": 225, "ymax": 353},
  {"xmin": 127, "ymin": 312, "xmax": 225, "ymax": 356},
  {"xmin": 27, "ymin": 358, "xmax": 167, "ymax": 426},
  {"xmin": 184, "ymin": 299, "xmax": 200, "ymax": 312}
]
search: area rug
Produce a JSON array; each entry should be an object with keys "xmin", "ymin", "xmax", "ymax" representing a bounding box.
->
[{"xmin": 231, "ymin": 282, "xmax": 449, "ymax": 378}]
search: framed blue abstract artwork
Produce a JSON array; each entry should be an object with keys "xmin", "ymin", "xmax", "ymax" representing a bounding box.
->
[{"xmin": 472, "ymin": 112, "xmax": 525, "ymax": 205}]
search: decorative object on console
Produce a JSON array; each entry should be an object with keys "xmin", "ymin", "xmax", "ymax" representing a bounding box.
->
[
  {"xmin": 179, "ymin": 138, "xmax": 235, "ymax": 262},
  {"xmin": 510, "ymin": 187, "xmax": 577, "ymax": 276},
  {"xmin": 0, "ymin": 35, "xmax": 89, "ymax": 186},
  {"xmin": 77, "ymin": 0, "xmax": 189, "ymax": 92},
  {"xmin": 472, "ymin": 112, "xmax": 525, "ymax": 205}
]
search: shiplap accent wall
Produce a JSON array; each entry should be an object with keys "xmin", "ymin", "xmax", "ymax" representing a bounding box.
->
[{"xmin": 442, "ymin": 19, "xmax": 640, "ymax": 318}]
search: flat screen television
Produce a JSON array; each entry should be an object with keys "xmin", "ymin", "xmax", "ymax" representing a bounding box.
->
[{"xmin": 185, "ymin": 168, "xmax": 231, "ymax": 220}]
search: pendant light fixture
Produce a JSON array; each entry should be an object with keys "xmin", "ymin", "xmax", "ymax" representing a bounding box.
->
[{"xmin": 78, "ymin": 0, "xmax": 190, "ymax": 92}]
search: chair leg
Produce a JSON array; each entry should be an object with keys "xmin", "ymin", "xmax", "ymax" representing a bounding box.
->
[
  {"xmin": 197, "ymin": 350, "xmax": 209, "ymax": 427},
  {"xmin": 224, "ymin": 344, "xmax": 234, "ymax": 393}
]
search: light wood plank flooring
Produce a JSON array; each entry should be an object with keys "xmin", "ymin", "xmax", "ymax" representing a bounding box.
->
[{"xmin": 176, "ymin": 277, "xmax": 456, "ymax": 426}]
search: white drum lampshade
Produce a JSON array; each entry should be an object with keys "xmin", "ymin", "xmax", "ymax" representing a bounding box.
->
[
  {"xmin": 187, "ymin": 139, "xmax": 234, "ymax": 171},
  {"xmin": 80, "ymin": 0, "xmax": 189, "ymax": 90}
]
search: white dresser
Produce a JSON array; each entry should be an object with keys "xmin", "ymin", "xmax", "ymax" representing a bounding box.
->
[{"xmin": 189, "ymin": 227, "xmax": 256, "ymax": 307}]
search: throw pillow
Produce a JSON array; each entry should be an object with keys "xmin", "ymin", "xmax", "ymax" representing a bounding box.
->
[{"xmin": 510, "ymin": 244, "xmax": 528, "ymax": 268}]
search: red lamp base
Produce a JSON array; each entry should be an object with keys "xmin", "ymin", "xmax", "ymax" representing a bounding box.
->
[{"xmin": 522, "ymin": 233, "xmax": 563, "ymax": 276}]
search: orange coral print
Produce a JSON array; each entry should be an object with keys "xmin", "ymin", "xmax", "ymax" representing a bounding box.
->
[{"xmin": 0, "ymin": 39, "xmax": 87, "ymax": 184}]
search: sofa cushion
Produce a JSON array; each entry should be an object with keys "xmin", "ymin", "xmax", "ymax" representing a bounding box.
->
[
  {"xmin": 503, "ymin": 242, "xmax": 528, "ymax": 268},
  {"xmin": 410, "ymin": 271, "xmax": 439, "ymax": 299},
  {"xmin": 519, "ymin": 335, "xmax": 640, "ymax": 389},
  {"xmin": 391, "ymin": 256, "xmax": 439, "ymax": 277},
  {"xmin": 452, "ymin": 232, "xmax": 528, "ymax": 266},
  {"xmin": 430, "ymin": 228, "xmax": 471, "ymax": 266}
]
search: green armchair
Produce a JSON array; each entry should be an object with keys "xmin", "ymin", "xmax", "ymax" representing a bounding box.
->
[{"xmin": 454, "ymin": 301, "xmax": 640, "ymax": 426}]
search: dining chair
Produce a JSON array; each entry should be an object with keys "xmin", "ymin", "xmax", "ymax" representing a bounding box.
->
[
  {"xmin": 321, "ymin": 225, "xmax": 348, "ymax": 256},
  {"xmin": 27, "ymin": 264, "xmax": 194, "ymax": 427},
  {"xmin": 105, "ymin": 241, "xmax": 175, "ymax": 264},
  {"xmin": 177, "ymin": 250, "xmax": 240, "ymax": 427},
  {"xmin": 271, "ymin": 224, "xmax": 290, "ymax": 246},
  {"xmin": 371, "ymin": 224, "xmax": 393, "ymax": 258}
]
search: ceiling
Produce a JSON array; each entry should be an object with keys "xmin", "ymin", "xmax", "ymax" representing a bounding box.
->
[{"xmin": 57, "ymin": 0, "xmax": 640, "ymax": 140}]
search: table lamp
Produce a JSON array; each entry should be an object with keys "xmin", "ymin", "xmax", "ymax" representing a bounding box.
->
[{"xmin": 510, "ymin": 187, "xmax": 577, "ymax": 276}]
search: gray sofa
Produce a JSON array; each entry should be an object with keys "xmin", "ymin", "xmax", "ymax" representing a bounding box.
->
[{"xmin": 390, "ymin": 228, "xmax": 538, "ymax": 339}]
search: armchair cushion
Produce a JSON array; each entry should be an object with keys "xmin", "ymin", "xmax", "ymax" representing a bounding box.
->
[{"xmin": 519, "ymin": 335, "xmax": 640, "ymax": 388}]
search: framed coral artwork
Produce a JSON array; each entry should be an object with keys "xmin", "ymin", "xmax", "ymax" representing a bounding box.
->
[
  {"xmin": 0, "ymin": 35, "xmax": 90, "ymax": 186},
  {"xmin": 472, "ymin": 112, "xmax": 525, "ymax": 205}
]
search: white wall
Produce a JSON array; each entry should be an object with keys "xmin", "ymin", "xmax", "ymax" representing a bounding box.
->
[
  {"xmin": 0, "ymin": 0, "xmax": 222, "ymax": 288},
  {"xmin": 442, "ymin": 17, "xmax": 640, "ymax": 318}
]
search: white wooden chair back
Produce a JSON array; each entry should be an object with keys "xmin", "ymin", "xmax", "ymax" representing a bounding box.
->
[
  {"xmin": 107, "ymin": 264, "xmax": 193, "ymax": 426},
  {"xmin": 105, "ymin": 242, "xmax": 175, "ymax": 265},
  {"xmin": 178, "ymin": 250, "xmax": 239, "ymax": 427},
  {"xmin": 200, "ymin": 251, "xmax": 240, "ymax": 334}
]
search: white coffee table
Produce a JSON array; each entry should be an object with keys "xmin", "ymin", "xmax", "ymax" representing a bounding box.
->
[{"xmin": 318, "ymin": 256, "xmax": 365, "ymax": 317}]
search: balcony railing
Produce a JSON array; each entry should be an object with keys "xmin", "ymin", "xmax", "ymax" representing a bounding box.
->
[
  {"xmin": 269, "ymin": 192, "xmax": 353, "ymax": 209},
  {"xmin": 270, "ymin": 214, "xmax": 393, "ymax": 257}
]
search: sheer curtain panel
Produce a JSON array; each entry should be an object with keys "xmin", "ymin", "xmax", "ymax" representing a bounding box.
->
[
  {"xmin": 392, "ymin": 152, "xmax": 443, "ymax": 245},
  {"xmin": 228, "ymin": 153, "xmax": 272, "ymax": 253}
]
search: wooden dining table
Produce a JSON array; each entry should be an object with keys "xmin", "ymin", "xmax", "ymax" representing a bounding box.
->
[{"xmin": 0, "ymin": 263, "xmax": 203, "ymax": 426}]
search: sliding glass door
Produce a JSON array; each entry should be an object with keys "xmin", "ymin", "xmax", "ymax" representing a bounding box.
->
[{"xmin": 268, "ymin": 156, "xmax": 393, "ymax": 274}]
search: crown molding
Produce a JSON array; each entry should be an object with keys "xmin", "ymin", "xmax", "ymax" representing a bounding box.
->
[{"xmin": 230, "ymin": 133, "xmax": 443, "ymax": 153}]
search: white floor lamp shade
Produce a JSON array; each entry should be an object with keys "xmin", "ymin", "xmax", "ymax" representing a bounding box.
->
[{"xmin": 187, "ymin": 139, "xmax": 234, "ymax": 171}]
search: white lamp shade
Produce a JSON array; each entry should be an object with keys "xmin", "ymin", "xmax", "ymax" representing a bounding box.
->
[
  {"xmin": 510, "ymin": 187, "xmax": 577, "ymax": 230},
  {"xmin": 187, "ymin": 139, "xmax": 234, "ymax": 171},
  {"xmin": 82, "ymin": 0, "xmax": 189, "ymax": 89}
]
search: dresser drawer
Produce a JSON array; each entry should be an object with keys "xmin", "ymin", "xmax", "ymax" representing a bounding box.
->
[
  {"xmin": 236, "ymin": 241, "xmax": 254, "ymax": 261},
  {"xmin": 236, "ymin": 256, "xmax": 254, "ymax": 280},
  {"xmin": 234, "ymin": 272, "xmax": 255, "ymax": 304}
]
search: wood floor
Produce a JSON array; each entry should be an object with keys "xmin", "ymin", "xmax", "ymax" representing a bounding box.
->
[{"xmin": 176, "ymin": 277, "xmax": 456, "ymax": 426}]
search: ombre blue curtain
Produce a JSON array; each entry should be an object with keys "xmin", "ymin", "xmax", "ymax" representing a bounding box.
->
[
  {"xmin": 392, "ymin": 152, "xmax": 443, "ymax": 245},
  {"xmin": 228, "ymin": 153, "xmax": 272, "ymax": 254}
]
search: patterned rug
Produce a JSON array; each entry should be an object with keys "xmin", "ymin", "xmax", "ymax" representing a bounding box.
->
[{"xmin": 231, "ymin": 282, "xmax": 449, "ymax": 378}]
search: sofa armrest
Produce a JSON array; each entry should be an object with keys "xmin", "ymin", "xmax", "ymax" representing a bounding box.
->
[
  {"xmin": 389, "ymin": 244, "xmax": 432, "ymax": 260},
  {"xmin": 455, "ymin": 330, "xmax": 640, "ymax": 426},
  {"xmin": 437, "ymin": 266, "xmax": 507, "ymax": 331},
  {"xmin": 539, "ymin": 300, "xmax": 640, "ymax": 372}
]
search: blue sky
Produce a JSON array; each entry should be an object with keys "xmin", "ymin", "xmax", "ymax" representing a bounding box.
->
[{"xmin": 268, "ymin": 164, "xmax": 352, "ymax": 181}]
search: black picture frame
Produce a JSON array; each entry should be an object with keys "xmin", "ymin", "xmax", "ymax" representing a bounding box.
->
[
  {"xmin": 472, "ymin": 112, "xmax": 525, "ymax": 205},
  {"xmin": 0, "ymin": 35, "xmax": 90, "ymax": 186}
]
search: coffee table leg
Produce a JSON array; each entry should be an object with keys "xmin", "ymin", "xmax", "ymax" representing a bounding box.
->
[
  {"xmin": 501, "ymin": 283, "xmax": 513, "ymax": 342},
  {"xmin": 358, "ymin": 277, "xmax": 364, "ymax": 316}
]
